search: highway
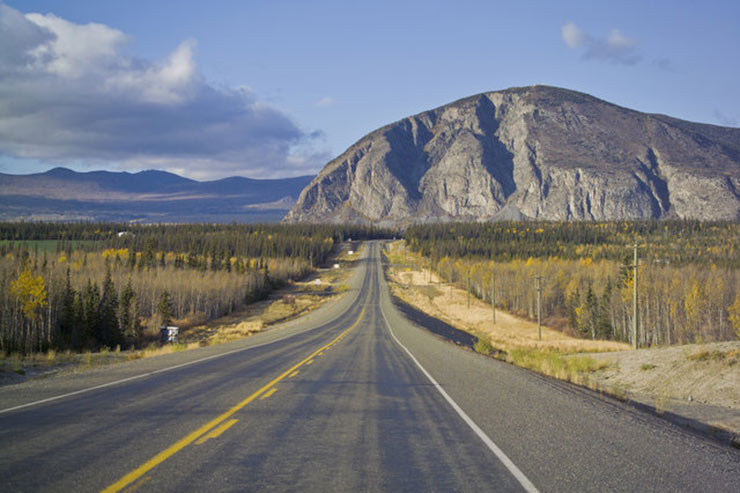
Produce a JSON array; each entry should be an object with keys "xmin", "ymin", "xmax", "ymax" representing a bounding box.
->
[{"xmin": 1, "ymin": 242, "xmax": 739, "ymax": 492}]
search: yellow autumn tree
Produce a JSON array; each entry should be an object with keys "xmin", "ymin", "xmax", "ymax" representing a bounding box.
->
[
  {"xmin": 10, "ymin": 268, "xmax": 48, "ymax": 320},
  {"xmin": 728, "ymin": 291, "xmax": 740, "ymax": 340},
  {"xmin": 684, "ymin": 280, "xmax": 706, "ymax": 340}
]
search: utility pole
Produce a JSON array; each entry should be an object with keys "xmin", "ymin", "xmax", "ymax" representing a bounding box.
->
[
  {"xmin": 632, "ymin": 242, "xmax": 639, "ymax": 350},
  {"xmin": 449, "ymin": 264, "xmax": 453, "ymax": 298},
  {"xmin": 535, "ymin": 275, "xmax": 542, "ymax": 341},
  {"xmin": 491, "ymin": 273, "xmax": 496, "ymax": 324},
  {"xmin": 467, "ymin": 268, "xmax": 471, "ymax": 309}
]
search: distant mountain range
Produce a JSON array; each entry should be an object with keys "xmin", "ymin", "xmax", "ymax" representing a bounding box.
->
[
  {"xmin": 0, "ymin": 167, "xmax": 314, "ymax": 223},
  {"xmin": 285, "ymin": 85, "xmax": 740, "ymax": 225}
]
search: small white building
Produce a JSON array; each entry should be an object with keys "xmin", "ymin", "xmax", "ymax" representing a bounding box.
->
[{"xmin": 160, "ymin": 326, "xmax": 179, "ymax": 343}]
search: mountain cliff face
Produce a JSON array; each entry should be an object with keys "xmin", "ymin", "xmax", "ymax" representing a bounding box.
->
[{"xmin": 284, "ymin": 86, "xmax": 740, "ymax": 225}]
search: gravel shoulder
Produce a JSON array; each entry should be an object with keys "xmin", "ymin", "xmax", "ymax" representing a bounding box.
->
[{"xmin": 590, "ymin": 342, "xmax": 740, "ymax": 439}]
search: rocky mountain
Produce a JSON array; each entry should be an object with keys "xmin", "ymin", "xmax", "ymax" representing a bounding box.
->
[
  {"xmin": 0, "ymin": 168, "xmax": 313, "ymax": 223},
  {"xmin": 284, "ymin": 85, "xmax": 740, "ymax": 225}
]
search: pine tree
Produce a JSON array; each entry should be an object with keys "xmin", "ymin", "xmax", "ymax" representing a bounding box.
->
[
  {"xmin": 100, "ymin": 265, "xmax": 121, "ymax": 348},
  {"xmin": 597, "ymin": 280, "xmax": 613, "ymax": 339},
  {"xmin": 119, "ymin": 278, "xmax": 140, "ymax": 346},
  {"xmin": 157, "ymin": 290, "xmax": 173, "ymax": 327},
  {"xmin": 58, "ymin": 267, "xmax": 77, "ymax": 349},
  {"xmin": 81, "ymin": 279, "xmax": 101, "ymax": 349},
  {"xmin": 187, "ymin": 248, "xmax": 198, "ymax": 269},
  {"xmin": 210, "ymin": 246, "xmax": 222, "ymax": 271},
  {"xmin": 72, "ymin": 291, "xmax": 85, "ymax": 350}
]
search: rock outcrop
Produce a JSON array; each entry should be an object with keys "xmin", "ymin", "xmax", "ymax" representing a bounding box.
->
[{"xmin": 284, "ymin": 86, "xmax": 740, "ymax": 225}]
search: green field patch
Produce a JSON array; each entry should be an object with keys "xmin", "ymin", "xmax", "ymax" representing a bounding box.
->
[{"xmin": 0, "ymin": 239, "xmax": 99, "ymax": 253}]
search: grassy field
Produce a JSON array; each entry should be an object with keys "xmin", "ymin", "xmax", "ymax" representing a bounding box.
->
[{"xmin": 0, "ymin": 239, "xmax": 98, "ymax": 253}]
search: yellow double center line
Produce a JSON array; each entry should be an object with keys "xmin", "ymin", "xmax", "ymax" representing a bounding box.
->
[{"xmin": 103, "ymin": 306, "xmax": 365, "ymax": 493}]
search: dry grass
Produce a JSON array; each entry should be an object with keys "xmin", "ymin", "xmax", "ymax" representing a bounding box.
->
[
  {"xmin": 183, "ymin": 248, "xmax": 359, "ymax": 346},
  {"xmin": 591, "ymin": 341, "xmax": 740, "ymax": 410},
  {"xmin": 507, "ymin": 347, "xmax": 608, "ymax": 384},
  {"xmin": 0, "ymin": 346, "xmax": 135, "ymax": 379},
  {"xmin": 687, "ymin": 349, "xmax": 739, "ymax": 363},
  {"xmin": 385, "ymin": 241, "xmax": 629, "ymax": 355},
  {"xmin": 383, "ymin": 241, "xmax": 625, "ymax": 386}
]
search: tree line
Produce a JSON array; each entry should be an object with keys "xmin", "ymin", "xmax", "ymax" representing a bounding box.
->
[
  {"xmin": 1, "ymin": 223, "xmax": 392, "ymax": 354},
  {"xmin": 406, "ymin": 220, "xmax": 740, "ymax": 268},
  {"xmin": 0, "ymin": 222, "xmax": 391, "ymax": 266},
  {"xmin": 405, "ymin": 221, "xmax": 740, "ymax": 346}
]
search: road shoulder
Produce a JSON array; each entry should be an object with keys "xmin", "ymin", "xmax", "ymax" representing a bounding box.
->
[{"xmin": 381, "ymin": 243, "xmax": 740, "ymax": 448}]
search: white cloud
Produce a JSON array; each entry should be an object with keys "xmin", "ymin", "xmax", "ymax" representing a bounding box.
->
[
  {"xmin": 0, "ymin": 2, "xmax": 325, "ymax": 179},
  {"xmin": 561, "ymin": 22, "xmax": 585, "ymax": 48},
  {"xmin": 0, "ymin": 3, "xmax": 54, "ymax": 73},
  {"xmin": 606, "ymin": 29, "xmax": 636, "ymax": 50},
  {"xmin": 561, "ymin": 22, "xmax": 642, "ymax": 66},
  {"xmin": 315, "ymin": 96, "xmax": 335, "ymax": 108},
  {"xmin": 25, "ymin": 12, "xmax": 128, "ymax": 78},
  {"xmin": 105, "ymin": 39, "xmax": 198, "ymax": 104}
]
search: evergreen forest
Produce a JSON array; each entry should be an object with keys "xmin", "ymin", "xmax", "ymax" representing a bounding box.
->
[
  {"xmin": 0, "ymin": 222, "xmax": 388, "ymax": 354},
  {"xmin": 4, "ymin": 219, "xmax": 740, "ymax": 355}
]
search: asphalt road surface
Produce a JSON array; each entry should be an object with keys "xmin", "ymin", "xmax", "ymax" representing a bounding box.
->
[{"xmin": 1, "ymin": 242, "xmax": 738, "ymax": 492}]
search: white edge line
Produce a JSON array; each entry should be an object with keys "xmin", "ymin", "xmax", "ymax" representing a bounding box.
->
[
  {"xmin": 378, "ymin": 278, "xmax": 539, "ymax": 492},
  {"xmin": 0, "ymin": 257, "xmax": 372, "ymax": 416}
]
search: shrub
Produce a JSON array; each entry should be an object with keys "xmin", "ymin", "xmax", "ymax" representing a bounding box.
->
[{"xmin": 474, "ymin": 337, "xmax": 495, "ymax": 356}]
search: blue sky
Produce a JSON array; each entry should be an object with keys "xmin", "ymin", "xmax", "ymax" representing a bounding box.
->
[{"xmin": 0, "ymin": 0, "xmax": 738, "ymax": 180}]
